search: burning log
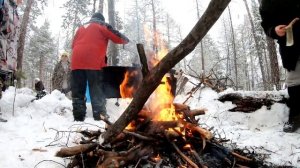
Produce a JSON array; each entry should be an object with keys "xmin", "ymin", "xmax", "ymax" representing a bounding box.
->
[{"xmin": 174, "ymin": 103, "xmax": 206, "ymax": 124}]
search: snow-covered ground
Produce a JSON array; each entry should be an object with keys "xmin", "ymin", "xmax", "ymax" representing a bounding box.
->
[{"xmin": 0, "ymin": 85, "xmax": 299, "ymax": 167}]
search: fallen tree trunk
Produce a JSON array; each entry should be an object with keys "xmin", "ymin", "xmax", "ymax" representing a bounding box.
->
[
  {"xmin": 100, "ymin": 0, "xmax": 231, "ymax": 144},
  {"xmin": 218, "ymin": 93, "xmax": 288, "ymax": 112}
]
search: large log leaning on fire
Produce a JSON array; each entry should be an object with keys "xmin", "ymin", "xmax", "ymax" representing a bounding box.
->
[
  {"xmin": 218, "ymin": 93, "xmax": 288, "ymax": 112},
  {"xmin": 100, "ymin": 0, "xmax": 231, "ymax": 145}
]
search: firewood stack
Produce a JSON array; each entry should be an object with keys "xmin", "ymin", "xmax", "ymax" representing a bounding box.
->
[{"xmin": 56, "ymin": 103, "xmax": 267, "ymax": 168}]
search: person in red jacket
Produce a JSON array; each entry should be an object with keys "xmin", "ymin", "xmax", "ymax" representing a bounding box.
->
[{"xmin": 71, "ymin": 12, "xmax": 129, "ymax": 121}]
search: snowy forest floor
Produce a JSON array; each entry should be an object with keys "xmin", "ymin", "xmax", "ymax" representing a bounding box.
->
[{"xmin": 0, "ymin": 86, "xmax": 299, "ymax": 168}]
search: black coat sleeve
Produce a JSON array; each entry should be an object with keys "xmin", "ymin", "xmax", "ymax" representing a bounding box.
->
[{"xmin": 259, "ymin": 1, "xmax": 280, "ymax": 39}]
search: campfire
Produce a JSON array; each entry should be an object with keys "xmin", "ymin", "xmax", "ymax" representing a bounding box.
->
[
  {"xmin": 55, "ymin": 28, "xmax": 267, "ymax": 168},
  {"xmin": 55, "ymin": 99, "xmax": 264, "ymax": 167}
]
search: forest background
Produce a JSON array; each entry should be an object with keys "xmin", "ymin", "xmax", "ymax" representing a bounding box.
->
[{"xmin": 18, "ymin": 0, "xmax": 282, "ymax": 93}]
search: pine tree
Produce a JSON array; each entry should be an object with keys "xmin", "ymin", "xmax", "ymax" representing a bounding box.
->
[
  {"xmin": 23, "ymin": 20, "xmax": 56, "ymax": 89},
  {"xmin": 61, "ymin": 0, "xmax": 92, "ymax": 50}
]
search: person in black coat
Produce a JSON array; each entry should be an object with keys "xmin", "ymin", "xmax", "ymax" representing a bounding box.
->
[{"xmin": 260, "ymin": 0, "xmax": 300, "ymax": 132}]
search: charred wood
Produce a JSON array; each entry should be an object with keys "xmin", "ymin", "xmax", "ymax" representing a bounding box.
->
[{"xmin": 136, "ymin": 43, "xmax": 149, "ymax": 78}]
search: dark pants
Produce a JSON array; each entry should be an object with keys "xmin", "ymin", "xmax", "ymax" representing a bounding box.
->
[
  {"xmin": 71, "ymin": 70, "xmax": 106, "ymax": 121},
  {"xmin": 287, "ymin": 85, "xmax": 300, "ymax": 123}
]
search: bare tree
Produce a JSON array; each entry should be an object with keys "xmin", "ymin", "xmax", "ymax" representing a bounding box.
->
[
  {"xmin": 228, "ymin": 6, "xmax": 238, "ymax": 90},
  {"xmin": 256, "ymin": 0, "xmax": 280, "ymax": 89},
  {"xmin": 243, "ymin": 0, "xmax": 267, "ymax": 90},
  {"xmin": 108, "ymin": 0, "xmax": 119, "ymax": 65},
  {"xmin": 195, "ymin": 0, "xmax": 205, "ymax": 81},
  {"xmin": 92, "ymin": 0, "xmax": 97, "ymax": 13},
  {"xmin": 266, "ymin": 37, "xmax": 280, "ymax": 89},
  {"xmin": 17, "ymin": 0, "xmax": 35, "ymax": 87},
  {"xmin": 150, "ymin": 0, "xmax": 158, "ymax": 54},
  {"xmin": 98, "ymin": 0, "xmax": 104, "ymax": 13},
  {"xmin": 100, "ymin": 0, "xmax": 231, "ymax": 144}
]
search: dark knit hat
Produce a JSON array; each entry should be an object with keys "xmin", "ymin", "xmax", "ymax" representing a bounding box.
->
[{"xmin": 91, "ymin": 12, "xmax": 105, "ymax": 21}]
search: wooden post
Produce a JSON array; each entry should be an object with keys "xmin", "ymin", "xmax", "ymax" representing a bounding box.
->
[{"xmin": 136, "ymin": 44, "xmax": 149, "ymax": 78}]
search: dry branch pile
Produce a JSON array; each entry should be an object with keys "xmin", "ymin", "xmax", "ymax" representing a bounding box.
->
[{"xmin": 56, "ymin": 103, "xmax": 267, "ymax": 168}]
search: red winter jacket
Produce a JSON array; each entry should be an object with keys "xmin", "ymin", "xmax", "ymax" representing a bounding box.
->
[{"xmin": 71, "ymin": 21, "xmax": 129, "ymax": 70}]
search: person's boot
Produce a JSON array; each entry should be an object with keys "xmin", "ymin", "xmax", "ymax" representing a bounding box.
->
[
  {"xmin": 283, "ymin": 122, "xmax": 297, "ymax": 133},
  {"xmin": 72, "ymin": 98, "xmax": 86, "ymax": 121},
  {"xmin": 93, "ymin": 112, "xmax": 109, "ymax": 121},
  {"xmin": 283, "ymin": 116, "xmax": 300, "ymax": 133}
]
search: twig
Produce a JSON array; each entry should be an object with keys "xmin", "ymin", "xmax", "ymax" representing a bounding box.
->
[
  {"xmin": 12, "ymin": 80, "xmax": 17, "ymax": 116},
  {"xmin": 123, "ymin": 130, "xmax": 155, "ymax": 141},
  {"xmin": 171, "ymin": 141, "xmax": 199, "ymax": 168},
  {"xmin": 81, "ymin": 152, "xmax": 85, "ymax": 168},
  {"xmin": 164, "ymin": 130, "xmax": 199, "ymax": 168},
  {"xmin": 134, "ymin": 158, "xmax": 142, "ymax": 168},
  {"xmin": 187, "ymin": 145, "xmax": 205, "ymax": 167},
  {"xmin": 231, "ymin": 151, "xmax": 252, "ymax": 162},
  {"xmin": 183, "ymin": 83, "xmax": 202, "ymax": 104},
  {"xmin": 34, "ymin": 160, "xmax": 66, "ymax": 168},
  {"xmin": 46, "ymin": 128, "xmax": 85, "ymax": 147}
]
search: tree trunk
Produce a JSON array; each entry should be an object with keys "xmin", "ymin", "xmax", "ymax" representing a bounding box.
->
[
  {"xmin": 151, "ymin": 0, "xmax": 158, "ymax": 54},
  {"xmin": 16, "ymin": 0, "xmax": 34, "ymax": 88},
  {"xmin": 98, "ymin": 0, "xmax": 104, "ymax": 13},
  {"xmin": 92, "ymin": 0, "xmax": 97, "ymax": 13},
  {"xmin": 39, "ymin": 55, "xmax": 44, "ymax": 82},
  {"xmin": 257, "ymin": 0, "xmax": 279, "ymax": 90},
  {"xmin": 222, "ymin": 18, "xmax": 231, "ymax": 79},
  {"xmin": 195, "ymin": 0, "xmax": 205, "ymax": 81},
  {"xmin": 135, "ymin": 0, "xmax": 140, "ymax": 42},
  {"xmin": 243, "ymin": 0, "xmax": 267, "ymax": 90},
  {"xmin": 108, "ymin": 0, "xmax": 119, "ymax": 65},
  {"xmin": 72, "ymin": 8, "xmax": 78, "ymax": 40},
  {"xmin": 266, "ymin": 37, "xmax": 280, "ymax": 90},
  {"xmin": 100, "ymin": 0, "xmax": 231, "ymax": 144},
  {"xmin": 228, "ymin": 6, "xmax": 238, "ymax": 90},
  {"xmin": 262, "ymin": 43, "xmax": 271, "ymax": 88},
  {"xmin": 166, "ymin": 14, "xmax": 170, "ymax": 46}
]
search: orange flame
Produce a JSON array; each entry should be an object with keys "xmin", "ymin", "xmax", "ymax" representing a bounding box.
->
[
  {"xmin": 120, "ymin": 71, "xmax": 139, "ymax": 98},
  {"xmin": 152, "ymin": 154, "xmax": 161, "ymax": 162},
  {"xmin": 144, "ymin": 27, "xmax": 178, "ymax": 122},
  {"xmin": 183, "ymin": 144, "xmax": 191, "ymax": 150},
  {"xmin": 123, "ymin": 25, "xmax": 179, "ymax": 130}
]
